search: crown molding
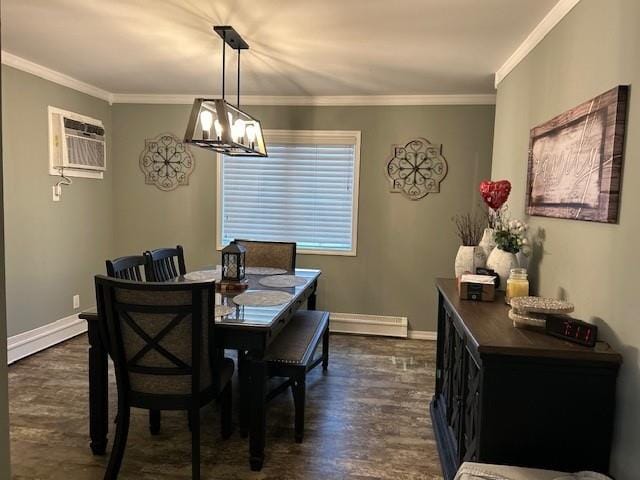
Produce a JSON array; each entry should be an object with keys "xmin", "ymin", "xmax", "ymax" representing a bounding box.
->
[
  {"xmin": 110, "ymin": 93, "xmax": 496, "ymax": 106},
  {"xmin": 494, "ymin": 0, "xmax": 582, "ymax": 88},
  {"xmin": 1, "ymin": 50, "xmax": 113, "ymax": 103},
  {"xmin": 2, "ymin": 51, "xmax": 495, "ymax": 106}
]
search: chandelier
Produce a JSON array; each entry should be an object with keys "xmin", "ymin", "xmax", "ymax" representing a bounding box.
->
[{"xmin": 184, "ymin": 26, "xmax": 267, "ymax": 157}]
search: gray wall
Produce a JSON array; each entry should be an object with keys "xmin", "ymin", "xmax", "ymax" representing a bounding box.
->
[
  {"xmin": 112, "ymin": 103, "xmax": 495, "ymax": 331},
  {"xmin": 0, "ymin": 65, "xmax": 494, "ymax": 336},
  {"xmin": 491, "ymin": 0, "xmax": 639, "ymax": 477},
  {"xmin": 1, "ymin": 65, "xmax": 114, "ymax": 337}
]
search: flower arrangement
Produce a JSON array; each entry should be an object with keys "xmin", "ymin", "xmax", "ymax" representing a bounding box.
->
[
  {"xmin": 494, "ymin": 217, "xmax": 530, "ymax": 255},
  {"xmin": 453, "ymin": 212, "xmax": 486, "ymax": 246}
]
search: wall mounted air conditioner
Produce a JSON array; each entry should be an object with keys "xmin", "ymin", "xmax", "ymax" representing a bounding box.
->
[{"xmin": 49, "ymin": 106, "xmax": 106, "ymax": 179}]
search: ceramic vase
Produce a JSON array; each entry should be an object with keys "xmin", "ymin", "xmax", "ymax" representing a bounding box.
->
[
  {"xmin": 486, "ymin": 247, "xmax": 519, "ymax": 291},
  {"xmin": 478, "ymin": 228, "xmax": 496, "ymax": 260},
  {"xmin": 454, "ymin": 246, "xmax": 487, "ymax": 278}
]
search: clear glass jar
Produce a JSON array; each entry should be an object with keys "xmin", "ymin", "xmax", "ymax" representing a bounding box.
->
[{"xmin": 506, "ymin": 268, "xmax": 529, "ymax": 305}]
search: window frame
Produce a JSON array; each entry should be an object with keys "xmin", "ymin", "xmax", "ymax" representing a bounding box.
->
[{"xmin": 216, "ymin": 129, "xmax": 361, "ymax": 256}]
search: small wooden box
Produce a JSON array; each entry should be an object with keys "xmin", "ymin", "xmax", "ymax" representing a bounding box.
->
[{"xmin": 458, "ymin": 274, "xmax": 496, "ymax": 302}]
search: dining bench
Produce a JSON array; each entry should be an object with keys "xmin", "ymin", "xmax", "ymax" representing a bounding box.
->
[{"xmin": 264, "ymin": 310, "xmax": 330, "ymax": 443}]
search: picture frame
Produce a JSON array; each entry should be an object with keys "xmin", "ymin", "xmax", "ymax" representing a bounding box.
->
[{"xmin": 526, "ymin": 85, "xmax": 629, "ymax": 223}]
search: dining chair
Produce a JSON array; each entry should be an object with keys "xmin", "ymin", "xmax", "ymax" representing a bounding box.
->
[
  {"xmin": 106, "ymin": 255, "xmax": 163, "ymax": 434},
  {"xmin": 143, "ymin": 245, "xmax": 186, "ymax": 282},
  {"xmin": 94, "ymin": 275, "xmax": 233, "ymax": 480},
  {"xmin": 106, "ymin": 255, "xmax": 145, "ymax": 281},
  {"xmin": 234, "ymin": 239, "xmax": 296, "ymax": 271}
]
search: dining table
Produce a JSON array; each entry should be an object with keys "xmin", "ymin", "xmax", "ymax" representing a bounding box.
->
[{"xmin": 79, "ymin": 267, "xmax": 321, "ymax": 471}]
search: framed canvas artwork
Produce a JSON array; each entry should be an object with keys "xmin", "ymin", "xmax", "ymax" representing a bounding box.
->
[{"xmin": 526, "ymin": 85, "xmax": 629, "ymax": 223}]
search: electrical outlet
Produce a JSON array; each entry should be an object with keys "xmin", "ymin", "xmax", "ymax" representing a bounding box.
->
[
  {"xmin": 73, "ymin": 294, "xmax": 80, "ymax": 309},
  {"xmin": 52, "ymin": 185, "xmax": 61, "ymax": 202}
]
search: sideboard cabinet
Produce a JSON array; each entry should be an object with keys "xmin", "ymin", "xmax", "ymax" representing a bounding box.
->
[{"xmin": 431, "ymin": 279, "xmax": 621, "ymax": 480}]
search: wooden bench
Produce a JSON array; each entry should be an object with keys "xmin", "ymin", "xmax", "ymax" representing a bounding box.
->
[{"xmin": 265, "ymin": 310, "xmax": 330, "ymax": 443}]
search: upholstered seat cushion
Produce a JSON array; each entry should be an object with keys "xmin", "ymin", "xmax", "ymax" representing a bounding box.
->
[
  {"xmin": 455, "ymin": 462, "xmax": 613, "ymax": 480},
  {"xmin": 265, "ymin": 310, "xmax": 329, "ymax": 366}
]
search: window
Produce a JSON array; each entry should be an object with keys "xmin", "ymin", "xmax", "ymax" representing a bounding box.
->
[{"xmin": 217, "ymin": 130, "xmax": 360, "ymax": 255}]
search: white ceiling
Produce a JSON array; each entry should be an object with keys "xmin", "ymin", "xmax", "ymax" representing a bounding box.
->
[{"xmin": 1, "ymin": 0, "xmax": 558, "ymax": 96}]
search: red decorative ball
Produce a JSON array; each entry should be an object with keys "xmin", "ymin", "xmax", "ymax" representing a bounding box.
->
[{"xmin": 479, "ymin": 180, "xmax": 511, "ymax": 210}]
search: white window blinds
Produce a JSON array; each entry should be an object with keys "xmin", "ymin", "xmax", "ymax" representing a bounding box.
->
[{"xmin": 219, "ymin": 130, "xmax": 360, "ymax": 255}]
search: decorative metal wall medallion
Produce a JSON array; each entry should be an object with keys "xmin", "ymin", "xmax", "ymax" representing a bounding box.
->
[
  {"xmin": 386, "ymin": 138, "xmax": 448, "ymax": 200},
  {"xmin": 139, "ymin": 133, "xmax": 195, "ymax": 191}
]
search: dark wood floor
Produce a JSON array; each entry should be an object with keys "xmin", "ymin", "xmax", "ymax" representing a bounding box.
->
[{"xmin": 9, "ymin": 333, "xmax": 441, "ymax": 479}]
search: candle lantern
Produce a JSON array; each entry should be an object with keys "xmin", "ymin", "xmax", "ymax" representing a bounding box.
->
[{"xmin": 222, "ymin": 242, "xmax": 246, "ymax": 283}]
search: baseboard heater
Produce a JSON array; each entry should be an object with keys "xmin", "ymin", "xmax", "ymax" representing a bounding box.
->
[{"xmin": 329, "ymin": 312, "xmax": 408, "ymax": 338}]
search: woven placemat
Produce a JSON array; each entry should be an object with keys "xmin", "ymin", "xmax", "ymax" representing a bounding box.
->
[
  {"xmin": 233, "ymin": 290, "xmax": 294, "ymax": 307},
  {"xmin": 510, "ymin": 296, "xmax": 574, "ymax": 315},
  {"xmin": 258, "ymin": 275, "xmax": 307, "ymax": 288},
  {"xmin": 184, "ymin": 270, "xmax": 221, "ymax": 282},
  {"xmin": 245, "ymin": 266, "xmax": 288, "ymax": 275},
  {"xmin": 214, "ymin": 304, "xmax": 234, "ymax": 317}
]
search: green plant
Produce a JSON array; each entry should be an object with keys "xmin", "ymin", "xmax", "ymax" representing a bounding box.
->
[{"xmin": 494, "ymin": 217, "xmax": 530, "ymax": 254}]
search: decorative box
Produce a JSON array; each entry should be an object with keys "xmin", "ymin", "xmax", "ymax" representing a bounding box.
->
[{"xmin": 458, "ymin": 274, "xmax": 496, "ymax": 302}]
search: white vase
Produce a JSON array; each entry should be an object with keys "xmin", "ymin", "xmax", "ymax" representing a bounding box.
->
[
  {"xmin": 478, "ymin": 228, "xmax": 496, "ymax": 261},
  {"xmin": 486, "ymin": 247, "xmax": 519, "ymax": 291},
  {"xmin": 454, "ymin": 245, "xmax": 487, "ymax": 278}
]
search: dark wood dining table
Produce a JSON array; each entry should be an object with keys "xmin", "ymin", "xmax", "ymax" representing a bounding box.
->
[{"xmin": 80, "ymin": 267, "xmax": 321, "ymax": 471}]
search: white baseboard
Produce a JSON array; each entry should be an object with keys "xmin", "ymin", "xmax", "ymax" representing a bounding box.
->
[
  {"xmin": 330, "ymin": 312, "xmax": 408, "ymax": 338},
  {"xmin": 407, "ymin": 330, "xmax": 437, "ymax": 341},
  {"xmin": 7, "ymin": 313, "xmax": 88, "ymax": 364}
]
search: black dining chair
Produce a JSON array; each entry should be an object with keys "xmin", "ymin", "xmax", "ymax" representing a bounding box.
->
[
  {"xmin": 234, "ymin": 239, "xmax": 296, "ymax": 271},
  {"xmin": 143, "ymin": 245, "xmax": 186, "ymax": 282},
  {"xmin": 95, "ymin": 275, "xmax": 233, "ymax": 480},
  {"xmin": 106, "ymin": 255, "xmax": 146, "ymax": 281},
  {"xmin": 106, "ymin": 255, "xmax": 164, "ymax": 434}
]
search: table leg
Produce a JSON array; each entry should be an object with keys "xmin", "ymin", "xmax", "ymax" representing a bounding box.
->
[
  {"xmin": 238, "ymin": 350, "xmax": 249, "ymax": 438},
  {"xmin": 308, "ymin": 281, "xmax": 317, "ymax": 310},
  {"xmin": 249, "ymin": 354, "xmax": 267, "ymax": 471},
  {"xmin": 88, "ymin": 320, "xmax": 108, "ymax": 455}
]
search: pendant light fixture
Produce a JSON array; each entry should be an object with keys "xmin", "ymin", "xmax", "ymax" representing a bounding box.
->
[{"xmin": 184, "ymin": 26, "xmax": 267, "ymax": 157}]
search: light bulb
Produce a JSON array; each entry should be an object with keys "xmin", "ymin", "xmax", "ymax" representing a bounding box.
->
[
  {"xmin": 246, "ymin": 124, "xmax": 256, "ymax": 147},
  {"xmin": 231, "ymin": 123, "xmax": 240, "ymax": 143},
  {"xmin": 234, "ymin": 119, "xmax": 246, "ymax": 143},
  {"xmin": 214, "ymin": 119, "xmax": 222, "ymax": 139},
  {"xmin": 200, "ymin": 110, "xmax": 213, "ymax": 140}
]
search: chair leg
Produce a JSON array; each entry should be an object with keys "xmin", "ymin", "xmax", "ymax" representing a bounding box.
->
[
  {"xmin": 221, "ymin": 382, "xmax": 233, "ymax": 439},
  {"xmin": 322, "ymin": 327, "xmax": 330, "ymax": 372},
  {"xmin": 104, "ymin": 406, "xmax": 130, "ymax": 479},
  {"xmin": 291, "ymin": 374, "xmax": 306, "ymax": 443},
  {"xmin": 191, "ymin": 408, "xmax": 200, "ymax": 480},
  {"xmin": 149, "ymin": 409, "xmax": 161, "ymax": 435}
]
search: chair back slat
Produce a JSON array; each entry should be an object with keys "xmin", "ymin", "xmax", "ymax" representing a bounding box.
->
[
  {"xmin": 144, "ymin": 245, "xmax": 186, "ymax": 282},
  {"xmin": 234, "ymin": 239, "xmax": 296, "ymax": 271},
  {"xmin": 94, "ymin": 275, "xmax": 216, "ymax": 402},
  {"xmin": 106, "ymin": 255, "xmax": 146, "ymax": 281}
]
